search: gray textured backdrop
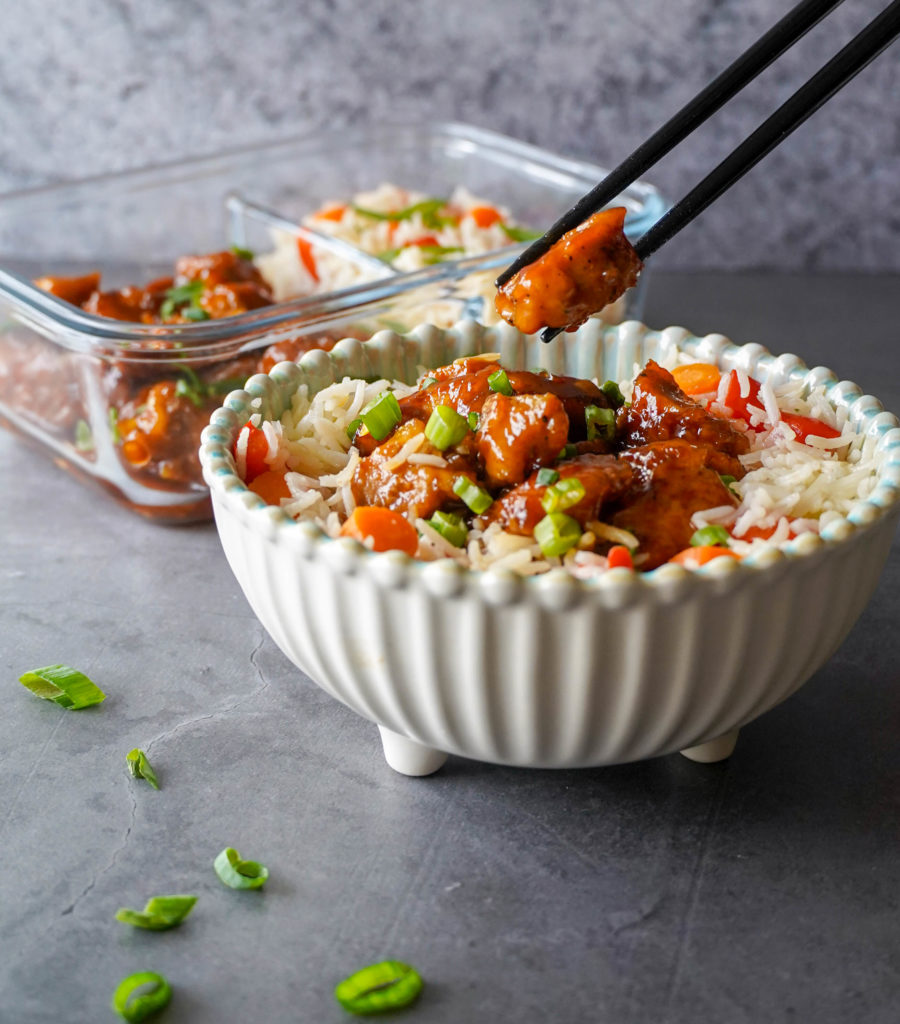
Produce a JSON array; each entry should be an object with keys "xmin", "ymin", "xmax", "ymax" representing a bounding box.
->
[{"xmin": 1, "ymin": 0, "xmax": 898, "ymax": 271}]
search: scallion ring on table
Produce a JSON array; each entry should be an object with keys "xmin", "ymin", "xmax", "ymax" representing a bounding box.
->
[
  {"xmin": 18, "ymin": 664, "xmax": 106, "ymax": 710},
  {"xmin": 115, "ymin": 895, "xmax": 197, "ymax": 931},
  {"xmin": 126, "ymin": 748, "xmax": 159, "ymax": 790},
  {"xmin": 214, "ymin": 847, "xmax": 269, "ymax": 890},
  {"xmin": 111, "ymin": 971, "xmax": 172, "ymax": 1022},
  {"xmin": 334, "ymin": 960, "xmax": 424, "ymax": 1016}
]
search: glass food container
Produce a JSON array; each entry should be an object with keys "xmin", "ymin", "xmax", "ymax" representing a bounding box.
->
[{"xmin": 0, "ymin": 121, "xmax": 667, "ymax": 522}]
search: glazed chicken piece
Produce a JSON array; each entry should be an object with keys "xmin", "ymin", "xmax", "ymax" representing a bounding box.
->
[
  {"xmin": 174, "ymin": 251, "xmax": 273, "ymax": 318},
  {"xmin": 482, "ymin": 453, "xmax": 634, "ymax": 535},
  {"xmin": 495, "ymin": 207, "xmax": 643, "ymax": 334},
  {"xmin": 613, "ymin": 441, "xmax": 739, "ymax": 569},
  {"xmin": 620, "ymin": 360, "xmax": 751, "ymax": 462},
  {"xmin": 34, "ymin": 271, "xmax": 102, "ymax": 307},
  {"xmin": 476, "ymin": 391, "xmax": 570, "ymax": 489},
  {"xmin": 351, "ymin": 419, "xmax": 479, "ymax": 520}
]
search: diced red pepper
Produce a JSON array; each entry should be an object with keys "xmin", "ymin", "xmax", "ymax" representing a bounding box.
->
[
  {"xmin": 233, "ymin": 421, "xmax": 270, "ymax": 483},
  {"xmin": 720, "ymin": 369, "xmax": 763, "ymax": 421},
  {"xmin": 607, "ymin": 545, "xmax": 635, "ymax": 571},
  {"xmin": 780, "ymin": 412, "xmax": 841, "ymax": 444}
]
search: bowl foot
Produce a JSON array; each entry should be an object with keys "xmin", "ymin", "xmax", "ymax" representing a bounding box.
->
[
  {"xmin": 378, "ymin": 726, "xmax": 448, "ymax": 777},
  {"xmin": 679, "ymin": 728, "xmax": 740, "ymax": 764}
]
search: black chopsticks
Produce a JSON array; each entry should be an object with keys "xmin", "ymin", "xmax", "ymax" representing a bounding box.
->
[{"xmin": 496, "ymin": 0, "xmax": 900, "ymax": 343}]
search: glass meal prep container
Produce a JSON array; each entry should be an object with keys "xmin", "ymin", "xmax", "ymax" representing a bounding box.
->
[{"xmin": 0, "ymin": 121, "xmax": 667, "ymax": 523}]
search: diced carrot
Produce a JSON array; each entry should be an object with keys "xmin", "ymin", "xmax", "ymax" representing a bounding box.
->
[
  {"xmin": 248, "ymin": 469, "xmax": 291, "ymax": 506},
  {"xmin": 736, "ymin": 523, "xmax": 778, "ymax": 542},
  {"xmin": 607, "ymin": 545, "xmax": 634, "ymax": 570},
  {"xmin": 339, "ymin": 505, "xmax": 419, "ymax": 556},
  {"xmin": 669, "ymin": 545, "xmax": 742, "ymax": 569},
  {"xmin": 297, "ymin": 237, "xmax": 319, "ymax": 282},
  {"xmin": 672, "ymin": 362, "xmax": 721, "ymax": 396},
  {"xmin": 408, "ymin": 235, "xmax": 439, "ymax": 247},
  {"xmin": 233, "ymin": 422, "xmax": 270, "ymax": 483},
  {"xmin": 780, "ymin": 412, "xmax": 841, "ymax": 443},
  {"xmin": 314, "ymin": 204, "xmax": 346, "ymax": 222},
  {"xmin": 469, "ymin": 205, "xmax": 502, "ymax": 229}
]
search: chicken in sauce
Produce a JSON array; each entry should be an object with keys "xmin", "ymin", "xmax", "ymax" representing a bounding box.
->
[{"xmin": 495, "ymin": 207, "xmax": 644, "ymax": 335}]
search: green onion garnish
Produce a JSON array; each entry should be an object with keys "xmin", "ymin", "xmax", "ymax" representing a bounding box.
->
[
  {"xmin": 424, "ymin": 405, "xmax": 469, "ymax": 450},
  {"xmin": 175, "ymin": 367, "xmax": 208, "ymax": 407},
  {"xmin": 719, "ymin": 473, "xmax": 738, "ymax": 495},
  {"xmin": 108, "ymin": 407, "xmax": 121, "ymax": 444},
  {"xmin": 557, "ymin": 443, "xmax": 578, "ymax": 461},
  {"xmin": 488, "ymin": 368, "xmax": 514, "ymax": 396},
  {"xmin": 346, "ymin": 417, "xmax": 362, "ymax": 441},
  {"xmin": 467, "ymin": 411, "xmax": 479, "ymax": 431},
  {"xmin": 534, "ymin": 512, "xmax": 582, "ymax": 557},
  {"xmin": 335, "ymin": 960, "xmax": 424, "ymax": 1016},
  {"xmin": 536, "ymin": 467, "xmax": 559, "ymax": 487},
  {"xmin": 540, "ymin": 477, "xmax": 586, "ymax": 514},
  {"xmin": 426, "ymin": 510, "xmax": 468, "ymax": 547},
  {"xmin": 111, "ymin": 971, "xmax": 172, "ymax": 1022},
  {"xmin": 18, "ymin": 665, "xmax": 105, "ymax": 710},
  {"xmin": 376, "ymin": 248, "xmax": 402, "ymax": 264},
  {"xmin": 601, "ymin": 380, "xmax": 626, "ymax": 408},
  {"xmin": 231, "ymin": 244, "xmax": 255, "ymax": 261},
  {"xmin": 452, "ymin": 476, "xmax": 493, "ymax": 514},
  {"xmin": 180, "ymin": 305, "xmax": 211, "ymax": 322},
  {"xmin": 214, "ymin": 847, "xmax": 269, "ymax": 890},
  {"xmin": 74, "ymin": 419, "xmax": 94, "ymax": 453},
  {"xmin": 359, "ymin": 391, "xmax": 402, "ymax": 441},
  {"xmin": 419, "ymin": 244, "xmax": 465, "ymax": 264},
  {"xmin": 585, "ymin": 404, "xmax": 616, "ymax": 441},
  {"xmin": 160, "ymin": 280, "xmax": 206, "ymax": 321},
  {"xmin": 115, "ymin": 894, "xmax": 197, "ymax": 931},
  {"xmin": 126, "ymin": 748, "xmax": 159, "ymax": 790},
  {"xmin": 690, "ymin": 525, "xmax": 731, "ymax": 547},
  {"xmin": 421, "ymin": 376, "xmax": 437, "ymax": 389},
  {"xmin": 354, "ymin": 198, "xmax": 448, "ymax": 227},
  {"xmin": 501, "ymin": 223, "xmax": 542, "ymax": 243}
]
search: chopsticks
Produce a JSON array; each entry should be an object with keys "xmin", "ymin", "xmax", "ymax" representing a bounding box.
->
[{"xmin": 496, "ymin": 0, "xmax": 900, "ymax": 343}]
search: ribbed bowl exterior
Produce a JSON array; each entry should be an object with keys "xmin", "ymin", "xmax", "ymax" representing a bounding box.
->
[{"xmin": 201, "ymin": 321, "xmax": 900, "ymax": 767}]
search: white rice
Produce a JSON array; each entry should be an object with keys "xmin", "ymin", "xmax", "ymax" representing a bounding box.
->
[{"xmin": 242, "ymin": 357, "xmax": 884, "ymax": 574}]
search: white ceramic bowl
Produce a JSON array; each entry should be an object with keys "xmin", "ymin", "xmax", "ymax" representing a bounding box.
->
[{"xmin": 199, "ymin": 321, "xmax": 900, "ymax": 775}]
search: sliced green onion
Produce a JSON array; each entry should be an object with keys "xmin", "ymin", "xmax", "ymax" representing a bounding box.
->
[
  {"xmin": 501, "ymin": 223, "xmax": 542, "ymax": 243},
  {"xmin": 115, "ymin": 894, "xmax": 197, "ymax": 931},
  {"xmin": 488, "ymin": 368, "xmax": 514, "ymax": 397},
  {"xmin": 214, "ymin": 847, "xmax": 269, "ymax": 890},
  {"xmin": 424, "ymin": 405, "xmax": 469, "ymax": 450},
  {"xmin": 719, "ymin": 473, "xmax": 738, "ymax": 495},
  {"xmin": 467, "ymin": 411, "xmax": 479, "ymax": 431},
  {"xmin": 126, "ymin": 748, "xmax": 159, "ymax": 790},
  {"xmin": 534, "ymin": 512, "xmax": 582, "ymax": 557},
  {"xmin": 452, "ymin": 476, "xmax": 493, "ymax": 514},
  {"xmin": 425, "ymin": 510, "xmax": 468, "ymax": 547},
  {"xmin": 74, "ymin": 419, "xmax": 94, "ymax": 453},
  {"xmin": 585, "ymin": 404, "xmax": 616, "ymax": 441},
  {"xmin": 108, "ymin": 407, "xmax": 122, "ymax": 444},
  {"xmin": 111, "ymin": 971, "xmax": 172, "ymax": 1022},
  {"xmin": 420, "ymin": 376, "xmax": 437, "ymax": 389},
  {"xmin": 231, "ymin": 244, "xmax": 255, "ymax": 261},
  {"xmin": 376, "ymin": 248, "xmax": 401, "ymax": 264},
  {"xmin": 160, "ymin": 279, "xmax": 204, "ymax": 320},
  {"xmin": 335, "ymin": 960, "xmax": 424, "ymax": 1016},
  {"xmin": 359, "ymin": 392, "xmax": 402, "ymax": 441},
  {"xmin": 536, "ymin": 467, "xmax": 559, "ymax": 487},
  {"xmin": 601, "ymin": 380, "xmax": 626, "ymax": 408},
  {"xmin": 419, "ymin": 244, "xmax": 465, "ymax": 264},
  {"xmin": 18, "ymin": 664, "xmax": 105, "ymax": 710},
  {"xmin": 557, "ymin": 443, "xmax": 577, "ymax": 461},
  {"xmin": 181, "ymin": 305, "xmax": 211, "ymax": 322},
  {"xmin": 354, "ymin": 198, "xmax": 447, "ymax": 225},
  {"xmin": 540, "ymin": 477, "xmax": 586, "ymax": 514},
  {"xmin": 690, "ymin": 525, "xmax": 731, "ymax": 547},
  {"xmin": 346, "ymin": 417, "xmax": 362, "ymax": 441}
]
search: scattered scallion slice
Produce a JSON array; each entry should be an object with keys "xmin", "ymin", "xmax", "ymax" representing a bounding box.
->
[
  {"xmin": 488, "ymin": 368, "xmax": 514, "ymax": 397},
  {"xmin": 557, "ymin": 443, "xmax": 577, "ymax": 461},
  {"xmin": 719, "ymin": 473, "xmax": 738, "ymax": 495},
  {"xmin": 108, "ymin": 407, "xmax": 122, "ymax": 444},
  {"xmin": 420, "ymin": 376, "xmax": 437, "ymax": 389},
  {"xmin": 425, "ymin": 510, "xmax": 467, "ymax": 548},
  {"xmin": 115, "ymin": 895, "xmax": 197, "ymax": 931},
  {"xmin": 346, "ymin": 417, "xmax": 362, "ymax": 441},
  {"xmin": 424, "ymin": 405, "xmax": 469, "ymax": 450},
  {"xmin": 534, "ymin": 512, "xmax": 582, "ymax": 557},
  {"xmin": 536, "ymin": 467, "xmax": 559, "ymax": 487},
  {"xmin": 601, "ymin": 380, "xmax": 626, "ymax": 408},
  {"xmin": 334, "ymin": 960, "xmax": 424, "ymax": 1016},
  {"xmin": 74, "ymin": 419, "xmax": 94, "ymax": 453},
  {"xmin": 111, "ymin": 971, "xmax": 172, "ymax": 1022},
  {"xmin": 354, "ymin": 198, "xmax": 447, "ymax": 227},
  {"xmin": 214, "ymin": 847, "xmax": 269, "ymax": 890},
  {"xmin": 126, "ymin": 748, "xmax": 159, "ymax": 790},
  {"xmin": 585, "ymin": 405, "xmax": 616, "ymax": 441},
  {"xmin": 467, "ymin": 411, "xmax": 479, "ymax": 431},
  {"xmin": 359, "ymin": 392, "xmax": 402, "ymax": 441},
  {"xmin": 452, "ymin": 476, "xmax": 493, "ymax": 515},
  {"xmin": 540, "ymin": 478, "xmax": 586, "ymax": 514},
  {"xmin": 690, "ymin": 525, "xmax": 731, "ymax": 547},
  {"xmin": 419, "ymin": 244, "xmax": 465, "ymax": 264},
  {"xmin": 501, "ymin": 223, "xmax": 542, "ymax": 243},
  {"xmin": 231, "ymin": 244, "xmax": 255, "ymax": 261},
  {"xmin": 160, "ymin": 280, "xmax": 205, "ymax": 321},
  {"xmin": 18, "ymin": 665, "xmax": 105, "ymax": 710}
]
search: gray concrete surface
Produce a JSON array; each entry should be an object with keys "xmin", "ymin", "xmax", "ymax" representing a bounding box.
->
[
  {"xmin": 2, "ymin": 272, "xmax": 900, "ymax": 1023},
  {"xmin": 1, "ymin": 0, "xmax": 899, "ymax": 271}
]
